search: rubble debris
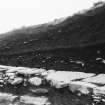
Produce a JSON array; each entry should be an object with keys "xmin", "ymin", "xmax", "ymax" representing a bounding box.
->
[{"xmin": 0, "ymin": 64, "xmax": 105, "ymax": 103}]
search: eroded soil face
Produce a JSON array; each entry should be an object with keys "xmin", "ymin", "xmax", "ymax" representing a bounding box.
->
[{"xmin": 0, "ymin": 43, "xmax": 105, "ymax": 74}]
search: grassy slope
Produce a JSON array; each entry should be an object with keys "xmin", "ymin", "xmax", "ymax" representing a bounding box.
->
[
  {"xmin": 0, "ymin": 3, "xmax": 105, "ymax": 55},
  {"xmin": 0, "ymin": 3, "xmax": 105, "ymax": 72}
]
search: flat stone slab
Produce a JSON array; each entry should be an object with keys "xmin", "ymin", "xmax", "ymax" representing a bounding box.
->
[
  {"xmin": 69, "ymin": 81, "xmax": 96, "ymax": 95},
  {"xmin": 0, "ymin": 92, "xmax": 17, "ymax": 102},
  {"xmin": 46, "ymin": 71, "xmax": 95, "ymax": 88},
  {"xmin": 82, "ymin": 74, "xmax": 105, "ymax": 84},
  {"xmin": 20, "ymin": 95, "xmax": 50, "ymax": 105},
  {"xmin": 0, "ymin": 92, "xmax": 51, "ymax": 105}
]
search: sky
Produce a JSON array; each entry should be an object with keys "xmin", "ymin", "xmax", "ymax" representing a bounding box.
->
[{"xmin": 0, "ymin": 0, "xmax": 103, "ymax": 34}]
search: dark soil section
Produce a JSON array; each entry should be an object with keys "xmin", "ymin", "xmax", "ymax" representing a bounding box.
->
[{"xmin": 0, "ymin": 42, "xmax": 105, "ymax": 74}]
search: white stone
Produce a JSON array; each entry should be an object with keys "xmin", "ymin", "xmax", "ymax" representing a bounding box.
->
[
  {"xmin": 0, "ymin": 68, "xmax": 7, "ymax": 72},
  {"xmin": 0, "ymin": 92, "xmax": 17, "ymax": 102},
  {"xmin": 46, "ymin": 71, "xmax": 95, "ymax": 88},
  {"xmin": 69, "ymin": 81, "xmax": 96, "ymax": 95},
  {"xmin": 47, "ymin": 70, "xmax": 56, "ymax": 74},
  {"xmin": 20, "ymin": 95, "xmax": 50, "ymax": 105},
  {"xmin": 102, "ymin": 59, "xmax": 105, "ymax": 63},
  {"xmin": 76, "ymin": 61, "xmax": 84, "ymax": 67},
  {"xmin": 6, "ymin": 72, "xmax": 16, "ymax": 77},
  {"xmin": 10, "ymin": 77, "xmax": 23, "ymax": 85},
  {"xmin": 0, "ymin": 65, "xmax": 13, "ymax": 71},
  {"xmin": 28, "ymin": 77, "xmax": 42, "ymax": 86},
  {"xmin": 96, "ymin": 58, "xmax": 102, "ymax": 60},
  {"xmin": 17, "ymin": 68, "xmax": 46, "ymax": 76},
  {"xmin": 82, "ymin": 74, "xmax": 105, "ymax": 84},
  {"xmin": 0, "ymin": 79, "xmax": 4, "ymax": 83},
  {"xmin": 6, "ymin": 67, "xmax": 21, "ymax": 73},
  {"xmin": 93, "ymin": 86, "xmax": 105, "ymax": 95},
  {"xmin": 29, "ymin": 88, "xmax": 49, "ymax": 94}
]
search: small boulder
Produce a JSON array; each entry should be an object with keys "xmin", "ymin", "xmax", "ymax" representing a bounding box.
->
[
  {"xmin": 28, "ymin": 77, "xmax": 42, "ymax": 86},
  {"xmin": 10, "ymin": 77, "xmax": 23, "ymax": 85}
]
